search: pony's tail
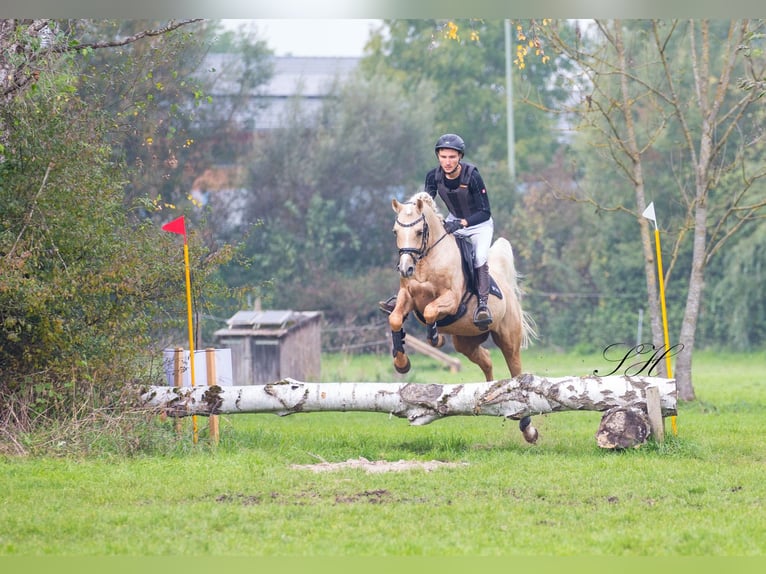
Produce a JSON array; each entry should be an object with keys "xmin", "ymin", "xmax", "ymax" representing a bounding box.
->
[{"xmin": 508, "ymin": 243, "xmax": 537, "ymax": 349}]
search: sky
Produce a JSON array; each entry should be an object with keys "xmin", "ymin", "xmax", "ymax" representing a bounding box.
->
[{"xmin": 221, "ymin": 19, "xmax": 383, "ymax": 57}]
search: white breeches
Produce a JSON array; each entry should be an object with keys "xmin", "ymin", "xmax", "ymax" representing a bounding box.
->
[{"xmin": 450, "ymin": 216, "xmax": 493, "ymax": 268}]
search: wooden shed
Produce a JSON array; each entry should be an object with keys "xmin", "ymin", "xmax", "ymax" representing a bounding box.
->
[{"xmin": 214, "ymin": 309, "xmax": 322, "ymax": 385}]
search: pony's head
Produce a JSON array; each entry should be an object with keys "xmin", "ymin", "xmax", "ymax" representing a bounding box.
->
[{"xmin": 391, "ymin": 192, "xmax": 445, "ymax": 278}]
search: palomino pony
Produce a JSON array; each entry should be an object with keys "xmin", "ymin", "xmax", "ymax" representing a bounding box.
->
[{"xmin": 388, "ymin": 191, "xmax": 538, "ymax": 443}]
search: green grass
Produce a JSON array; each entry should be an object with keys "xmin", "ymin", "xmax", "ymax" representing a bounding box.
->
[{"xmin": 1, "ymin": 348, "xmax": 765, "ymax": 556}]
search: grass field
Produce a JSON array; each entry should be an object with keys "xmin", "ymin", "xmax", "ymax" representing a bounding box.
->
[{"xmin": 1, "ymin": 348, "xmax": 764, "ymax": 558}]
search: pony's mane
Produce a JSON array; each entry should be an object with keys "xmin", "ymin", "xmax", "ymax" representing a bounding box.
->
[{"xmin": 406, "ymin": 191, "xmax": 442, "ymax": 218}]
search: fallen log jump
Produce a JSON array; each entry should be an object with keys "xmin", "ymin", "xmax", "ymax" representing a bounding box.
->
[{"xmin": 141, "ymin": 374, "xmax": 676, "ymax": 448}]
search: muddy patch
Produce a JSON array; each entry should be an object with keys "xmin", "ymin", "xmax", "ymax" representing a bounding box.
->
[{"xmin": 291, "ymin": 456, "xmax": 468, "ymax": 473}]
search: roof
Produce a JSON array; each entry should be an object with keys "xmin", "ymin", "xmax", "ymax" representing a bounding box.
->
[
  {"xmin": 193, "ymin": 55, "xmax": 360, "ymax": 130},
  {"xmin": 266, "ymin": 57, "xmax": 360, "ymax": 97},
  {"xmin": 228, "ymin": 309, "xmax": 294, "ymax": 329},
  {"xmin": 199, "ymin": 54, "xmax": 360, "ymax": 98},
  {"xmin": 214, "ymin": 310, "xmax": 322, "ymax": 339}
]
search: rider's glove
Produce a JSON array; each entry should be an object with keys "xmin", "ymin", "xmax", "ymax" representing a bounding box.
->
[{"xmin": 443, "ymin": 220, "xmax": 463, "ymax": 234}]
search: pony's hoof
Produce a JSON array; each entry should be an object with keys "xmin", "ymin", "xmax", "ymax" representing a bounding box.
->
[
  {"xmin": 522, "ymin": 425, "xmax": 539, "ymax": 444},
  {"xmin": 394, "ymin": 355, "xmax": 411, "ymax": 374},
  {"xmin": 519, "ymin": 416, "xmax": 538, "ymax": 444},
  {"xmin": 429, "ymin": 334, "xmax": 445, "ymax": 348}
]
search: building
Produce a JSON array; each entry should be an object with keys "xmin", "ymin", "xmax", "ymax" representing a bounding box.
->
[
  {"xmin": 196, "ymin": 54, "xmax": 361, "ymax": 132},
  {"xmin": 213, "ymin": 309, "xmax": 322, "ymax": 385}
]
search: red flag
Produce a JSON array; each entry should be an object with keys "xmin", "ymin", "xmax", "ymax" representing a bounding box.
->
[{"xmin": 162, "ymin": 215, "xmax": 186, "ymax": 236}]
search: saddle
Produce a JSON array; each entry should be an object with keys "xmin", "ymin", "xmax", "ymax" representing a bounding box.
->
[{"xmin": 414, "ymin": 235, "xmax": 502, "ymax": 328}]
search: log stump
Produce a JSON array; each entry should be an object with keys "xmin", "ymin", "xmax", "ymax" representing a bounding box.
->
[{"xmin": 595, "ymin": 406, "xmax": 651, "ymax": 449}]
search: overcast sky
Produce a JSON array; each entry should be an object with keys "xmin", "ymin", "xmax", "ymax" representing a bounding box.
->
[{"xmin": 221, "ymin": 19, "xmax": 383, "ymax": 57}]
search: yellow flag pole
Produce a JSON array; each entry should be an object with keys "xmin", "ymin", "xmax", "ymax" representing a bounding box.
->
[
  {"xmin": 182, "ymin": 236, "xmax": 199, "ymax": 444},
  {"xmin": 644, "ymin": 203, "xmax": 678, "ymax": 436},
  {"xmin": 162, "ymin": 215, "xmax": 198, "ymax": 444}
]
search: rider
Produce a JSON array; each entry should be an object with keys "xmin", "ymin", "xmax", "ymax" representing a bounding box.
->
[{"xmin": 379, "ymin": 133, "xmax": 495, "ymax": 329}]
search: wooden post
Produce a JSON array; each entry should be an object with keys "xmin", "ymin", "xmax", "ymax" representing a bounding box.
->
[
  {"xmin": 206, "ymin": 348, "xmax": 220, "ymax": 445},
  {"xmin": 645, "ymin": 385, "xmax": 665, "ymax": 443}
]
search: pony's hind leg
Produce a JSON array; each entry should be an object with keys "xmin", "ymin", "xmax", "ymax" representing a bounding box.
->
[
  {"xmin": 452, "ymin": 334, "xmax": 494, "ymax": 381},
  {"xmin": 519, "ymin": 416, "xmax": 538, "ymax": 444},
  {"xmin": 491, "ymin": 331, "xmax": 523, "ymax": 379},
  {"xmin": 491, "ymin": 332, "xmax": 538, "ymax": 444}
]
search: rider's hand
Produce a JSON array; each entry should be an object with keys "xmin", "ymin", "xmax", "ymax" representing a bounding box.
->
[{"xmin": 443, "ymin": 220, "xmax": 462, "ymax": 234}]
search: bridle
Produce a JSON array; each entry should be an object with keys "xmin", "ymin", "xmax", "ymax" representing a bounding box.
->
[{"xmin": 394, "ymin": 210, "xmax": 449, "ymax": 264}]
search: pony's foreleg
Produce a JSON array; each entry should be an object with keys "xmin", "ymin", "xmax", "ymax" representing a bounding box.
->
[
  {"xmin": 391, "ymin": 328, "xmax": 411, "ymax": 374},
  {"xmin": 387, "ymin": 288, "xmax": 411, "ymax": 332},
  {"xmin": 389, "ymin": 292, "xmax": 412, "ymax": 374},
  {"xmin": 426, "ymin": 323, "xmax": 445, "ymax": 348},
  {"xmin": 422, "ymin": 293, "xmax": 460, "ymax": 325}
]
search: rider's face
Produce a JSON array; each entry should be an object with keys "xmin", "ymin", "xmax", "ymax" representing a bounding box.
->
[{"xmin": 437, "ymin": 149, "xmax": 461, "ymax": 174}]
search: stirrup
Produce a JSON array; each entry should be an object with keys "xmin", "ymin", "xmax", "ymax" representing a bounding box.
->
[
  {"xmin": 378, "ymin": 296, "xmax": 397, "ymax": 315},
  {"xmin": 473, "ymin": 304, "xmax": 492, "ymax": 331}
]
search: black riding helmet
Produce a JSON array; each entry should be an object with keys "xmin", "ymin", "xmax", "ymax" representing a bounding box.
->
[{"xmin": 434, "ymin": 133, "xmax": 465, "ymax": 157}]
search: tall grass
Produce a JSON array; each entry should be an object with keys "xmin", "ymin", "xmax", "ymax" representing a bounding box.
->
[{"xmin": 1, "ymin": 348, "xmax": 764, "ymax": 556}]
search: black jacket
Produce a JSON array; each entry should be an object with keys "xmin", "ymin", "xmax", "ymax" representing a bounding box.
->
[{"xmin": 424, "ymin": 161, "xmax": 491, "ymax": 227}]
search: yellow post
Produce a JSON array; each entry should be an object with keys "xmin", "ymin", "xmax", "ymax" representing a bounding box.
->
[
  {"xmin": 162, "ymin": 215, "xmax": 198, "ymax": 444},
  {"xmin": 206, "ymin": 348, "xmax": 219, "ymax": 445},
  {"xmin": 182, "ymin": 239, "xmax": 198, "ymax": 444}
]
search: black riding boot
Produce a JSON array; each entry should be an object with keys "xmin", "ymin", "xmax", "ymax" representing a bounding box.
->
[
  {"xmin": 378, "ymin": 295, "xmax": 397, "ymax": 315},
  {"xmin": 473, "ymin": 263, "xmax": 492, "ymax": 330}
]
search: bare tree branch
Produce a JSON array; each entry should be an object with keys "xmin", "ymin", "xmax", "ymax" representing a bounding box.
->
[
  {"xmin": 1, "ymin": 19, "xmax": 204, "ymax": 102},
  {"xmin": 5, "ymin": 162, "xmax": 54, "ymax": 260},
  {"xmin": 49, "ymin": 19, "xmax": 205, "ymax": 54}
]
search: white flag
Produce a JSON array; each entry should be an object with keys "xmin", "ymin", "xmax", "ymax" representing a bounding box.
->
[{"xmin": 642, "ymin": 202, "xmax": 656, "ymax": 226}]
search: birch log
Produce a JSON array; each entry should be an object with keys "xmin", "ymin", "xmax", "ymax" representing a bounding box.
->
[{"xmin": 140, "ymin": 373, "xmax": 676, "ymax": 426}]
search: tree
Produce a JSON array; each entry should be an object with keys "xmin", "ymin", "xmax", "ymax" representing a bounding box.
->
[
  {"xmin": 69, "ymin": 21, "xmax": 274, "ymax": 227},
  {"xmin": 63, "ymin": 20, "xmax": 275, "ymax": 343},
  {"xmin": 0, "ymin": 19, "xmax": 235, "ymax": 431},
  {"xmin": 1, "ymin": 73, "xmax": 181, "ymax": 425},
  {"xmin": 0, "ymin": 19, "xmax": 202, "ymax": 160},
  {"xmin": 537, "ymin": 20, "xmax": 766, "ymax": 400},
  {"xmin": 362, "ymin": 19, "xmax": 567, "ymax": 187}
]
